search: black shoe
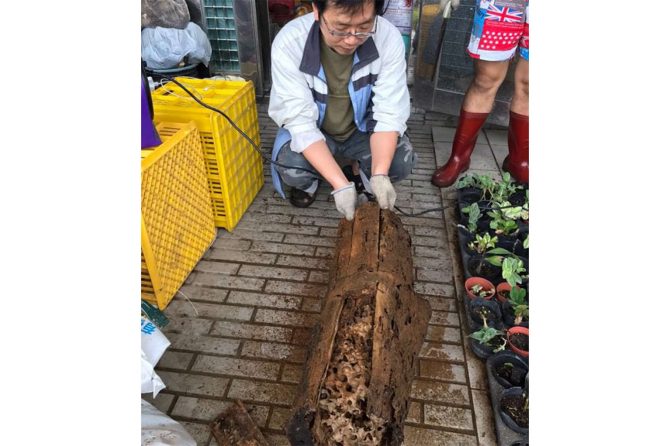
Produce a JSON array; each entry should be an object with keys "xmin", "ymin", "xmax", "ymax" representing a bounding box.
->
[
  {"xmin": 342, "ymin": 165, "xmax": 363, "ymax": 193},
  {"xmin": 342, "ymin": 165, "xmax": 374, "ymax": 201},
  {"xmin": 289, "ymin": 187, "xmax": 317, "ymax": 208}
]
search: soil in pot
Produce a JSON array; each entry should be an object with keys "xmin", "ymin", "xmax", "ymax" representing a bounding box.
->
[
  {"xmin": 508, "ymin": 189, "xmax": 526, "ymax": 207},
  {"xmin": 457, "ymin": 187, "xmax": 483, "ymax": 208},
  {"xmin": 500, "ymin": 391, "xmax": 529, "ymax": 431},
  {"xmin": 494, "ymin": 361, "xmax": 527, "ymax": 388},
  {"xmin": 469, "ymin": 299, "xmax": 502, "ymax": 326},
  {"xmin": 466, "ymin": 280, "xmax": 496, "ymax": 300},
  {"xmin": 509, "ymin": 333, "xmax": 529, "ymax": 352},
  {"xmin": 470, "ymin": 334, "xmax": 506, "ymax": 359}
]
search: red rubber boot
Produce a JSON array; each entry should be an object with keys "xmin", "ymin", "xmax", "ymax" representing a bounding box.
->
[
  {"xmin": 431, "ymin": 109, "xmax": 489, "ymax": 187},
  {"xmin": 502, "ymin": 111, "xmax": 529, "ymax": 184}
]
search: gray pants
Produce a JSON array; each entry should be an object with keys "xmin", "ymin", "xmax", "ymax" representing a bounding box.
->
[{"xmin": 276, "ymin": 130, "xmax": 417, "ymax": 191}]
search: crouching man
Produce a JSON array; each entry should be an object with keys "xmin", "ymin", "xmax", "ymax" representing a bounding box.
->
[{"xmin": 268, "ymin": 0, "xmax": 417, "ymax": 220}]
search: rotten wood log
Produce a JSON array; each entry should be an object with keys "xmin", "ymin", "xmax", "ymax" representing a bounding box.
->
[
  {"xmin": 210, "ymin": 400, "xmax": 269, "ymax": 446},
  {"xmin": 286, "ymin": 203, "xmax": 431, "ymax": 446}
]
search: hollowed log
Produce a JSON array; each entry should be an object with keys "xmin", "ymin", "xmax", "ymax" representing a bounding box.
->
[{"xmin": 286, "ymin": 203, "xmax": 432, "ymax": 446}]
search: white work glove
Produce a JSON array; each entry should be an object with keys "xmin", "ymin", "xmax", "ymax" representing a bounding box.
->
[
  {"xmin": 370, "ymin": 174, "xmax": 397, "ymax": 210},
  {"xmin": 331, "ymin": 182, "xmax": 357, "ymax": 221},
  {"xmin": 450, "ymin": 0, "xmax": 460, "ymax": 10}
]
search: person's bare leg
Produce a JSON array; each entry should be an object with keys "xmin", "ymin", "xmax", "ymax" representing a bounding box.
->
[
  {"xmin": 510, "ymin": 58, "xmax": 529, "ymax": 115},
  {"xmin": 431, "ymin": 59, "xmax": 510, "ymax": 187},
  {"xmin": 463, "ymin": 59, "xmax": 510, "ymax": 112},
  {"xmin": 504, "ymin": 57, "xmax": 529, "ymax": 183}
]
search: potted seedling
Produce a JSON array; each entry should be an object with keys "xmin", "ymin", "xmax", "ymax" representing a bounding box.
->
[
  {"xmin": 460, "ymin": 201, "xmax": 490, "ymax": 233},
  {"xmin": 501, "ymin": 286, "xmax": 529, "ymax": 327},
  {"xmin": 468, "ymin": 296, "xmax": 503, "ymax": 329},
  {"xmin": 487, "ymin": 350, "xmax": 528, "ymax": 388},
  {"xmin": 456, "ymin": 175, "xmax": 484, "ymax": 207},
  {"xmin": 469, "ymin": 317, "xmax": 506, "ymax": 359},
  {"xmin": 466, "ymin": 232, "xmax": 498, "ymax": 255},
  {"xmin": 492, "ymin": 172, "xmax": 523, "ymax": 205},
  {"xmin": 469, "ymin": 247, "xmax": 521, "ymax": 286},
  {"xmin": 487, "ymin": 206, "xmax": 521, "ymax": 250},
  {"xmin": 466, "ymin": 245, "xmax": 509, "ymax": 284},
  {"xmin": 457, "ymin": 202, "xmax": 482, "ymax": 240},
  {"xmin": 457, "ymin": 173, "xmax": 498, "ymax": 205},
  {"xmin": 475, "ymin": 174, "xmax": 498, "ymax": 201},
  {"xmin": 464, "ymin": 277, "xmax": 496, "ymax": 300},
  {"xmin": 499, "ymin": 384, "xmax": 529, "ymax": 434}
]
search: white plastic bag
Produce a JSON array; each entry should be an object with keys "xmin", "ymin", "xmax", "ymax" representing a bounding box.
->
[
  {"xmin": 141, "ymin": 22, "xmax": 212, "ymax": 69},
  {"xmin": 141, "ymin": 399, "xmax": 197, "ymax": 446},
  {"xmin": 141, "ymin": 317, "xmax": 171, "ymax": 397}
]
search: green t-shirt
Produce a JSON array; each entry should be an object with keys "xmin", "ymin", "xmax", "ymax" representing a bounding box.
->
[{"xmin": 320, "ymin": 38, "xmax": 357, "ymax": 142}]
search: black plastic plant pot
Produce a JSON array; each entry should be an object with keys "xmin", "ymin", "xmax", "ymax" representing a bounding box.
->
[
  {"xmin": 458, "ymin": 203, "xmax": 493, "ymax": 232},
  {"xmin": 487, "ymin": 351, "xmax": 529, "ymax": 389},
  {"xmin": 468, "ymin": 296, "xmax": 502, "ymax": 328},
  {"xmin": 508, "ymin": 189, "xmax": 527, "ymax": 206},
  {"xmin": 469, "ymin": 335, "xmax": 506, "ymax": 360},
  {"xmin": 457, "ymin": 187, "xmax": 483, "ymax": 208},
  {"xmin": 466, "ymin": 255, "xmax": 502, "ymax": 283},
  {"xmin": 518, "ymin": 219, "xmax": 529, "ymax": 235},
  {"xmin": 458, "ymin": 231, "xmax": 475, "ymax": 255},
  {"xmin": 496, "ymin": 233, "xmax": 521, "ymax": 252},
  {"xmin": 498, "ymin": 387, "xmax": 529, "ymax": 434}
]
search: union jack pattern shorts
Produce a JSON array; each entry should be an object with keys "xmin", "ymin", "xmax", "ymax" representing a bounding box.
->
[{"xmin": 467, "ymin": 0, "xmax": 529, "ymax": 61}]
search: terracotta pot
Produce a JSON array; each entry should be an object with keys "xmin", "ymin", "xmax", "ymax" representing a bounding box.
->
[
  {"xmin": 496, "ymin": 282, "xmax": 512, "ymax": 303},
  {"xmin": 465, "ymin": 277, "xmax": 495, "ymax": 300},
  {"xmin": 507, "ymin": 326, "xmax": 529, "ymax": 358}
]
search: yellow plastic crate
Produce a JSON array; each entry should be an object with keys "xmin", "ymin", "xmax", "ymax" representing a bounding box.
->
[
  {"xmin": 141, "ymin": 121, "xmax": 217, "ymax": 310},
  {"xmin": 151, "ymin": 77, "xmax": 263, "ymax": 230}
]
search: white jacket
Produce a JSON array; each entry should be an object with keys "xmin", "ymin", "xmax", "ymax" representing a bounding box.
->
[{"xmin": 268, "ymin": 13, "xmax": 410, "ymax": 155}]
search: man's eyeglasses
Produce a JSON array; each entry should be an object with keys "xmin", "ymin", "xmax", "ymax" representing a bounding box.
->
[{"xmin": 320, "ymin": 14, "xmax": 377, "ymax": 39}]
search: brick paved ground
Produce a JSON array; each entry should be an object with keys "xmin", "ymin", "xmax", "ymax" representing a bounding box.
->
[{"xmin": 143, "ymin": 98, "xmax": 509, "ymax": 445}]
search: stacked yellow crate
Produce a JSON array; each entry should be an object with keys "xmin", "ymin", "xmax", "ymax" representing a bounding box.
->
[
  {"xmin": 141, "ymin": 122, "xmax": 217, "ymax": 310},
  {"xmin": 151, "ymin": 78, "xmax": 263, "ymax": 230}
]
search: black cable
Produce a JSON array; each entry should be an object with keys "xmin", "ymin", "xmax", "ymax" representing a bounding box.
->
[{"xmin": 164, "ymin": 77, "xmax": 319, "ymax": 176}]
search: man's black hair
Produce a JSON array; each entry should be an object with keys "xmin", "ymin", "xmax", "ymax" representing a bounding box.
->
[{"xmin": 312, "ymin": 0, "xmax": 386, "ymax": 16}]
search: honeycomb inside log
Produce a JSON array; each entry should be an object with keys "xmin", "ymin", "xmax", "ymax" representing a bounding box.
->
[{"xmin": 314, "ymin": 296, "xmax": 386, "ymax": 445}]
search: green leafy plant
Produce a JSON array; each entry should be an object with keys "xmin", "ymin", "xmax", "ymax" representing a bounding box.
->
[
  {"xmin": 469, "ymin": 319, "xmax": 506, "ymax": 352},
  {"xmin": 457, "ymin": 174, "xmax": 497, "ymax": 200},
  {"xmin": 508, "ymin": 286, "xmax": 528, "ymax": 325},
  {"xmin": 488, "ymin": 206, "xmax": 520, "ymax": 236},
  {"xmin": 492, "ymin": 172, "xmax": 522, "ymax": 203},
  {"xmin": 523, "ymin": 234, "xmax": 529, "ymax": 250},
  {"xmin": 471, "ymin": 245, "xmax": 513, "ymax": 277},
  {"xmin": 460, "ymin": 202, "xmax": 481, "ymax": 233},
  {"xmin": 456, "ymin": 175, "xmax": 477, "ymax": 189},
  {"xmin": 476, "ymin": 174, "xmax": 497, "ymax": 200},
  {"xmin": 467, "ymin": 233, "xmax": 498, "ymax": 255},
  {"xmin": 501, "ymin": 257, "xmax": 527, "ymax": 287},
  {"xmin": 469, "ymin": 283, "xmax": 495, "ymax": 299}
]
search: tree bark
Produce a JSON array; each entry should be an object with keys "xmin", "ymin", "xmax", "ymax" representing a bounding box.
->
[
  {"xmin": 286, "ymin": 203, "xmax": 431, "ymax": 446},
  {"xmin": 210, "ymin": 400, "xmax": 270, "ymax": 446}
]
